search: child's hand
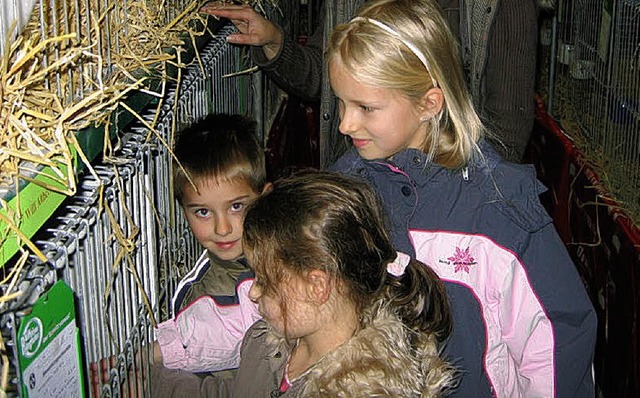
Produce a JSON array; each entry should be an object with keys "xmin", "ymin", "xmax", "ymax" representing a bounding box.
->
[
  {"xmin": 153, "ymin": 340, "xmax": 163, "ymax": 365},
  {"xmin": 200, "ymin": 3, "xmax": 283, "ymax": 60}
]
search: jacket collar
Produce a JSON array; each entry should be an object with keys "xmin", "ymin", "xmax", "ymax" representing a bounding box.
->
[
  {"xmin": 283, "ymin": 304, "xmax": 454, "ymax": 397},
  {"xmin": 343, "ymin": 148, "xmax": 458, "ymax": 184},
  {"xmin": 339, "ymin": 138, "xmax": 501, "ymax": 182}
]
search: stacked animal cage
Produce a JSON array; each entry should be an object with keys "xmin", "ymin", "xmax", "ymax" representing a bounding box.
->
[
  {"xmin": 535, "ymin": 1, "xmax": 640, "ymax": 397},
  {"xmin": 0, "ymin": 0, "xmax": 297, "ymax": 396},
  {"xmin": 540, "ymin": 0, "xmax": 640, "ymax": 221}
]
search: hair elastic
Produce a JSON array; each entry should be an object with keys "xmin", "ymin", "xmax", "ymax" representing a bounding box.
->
[
  {"xmin": 387, "ymin": 251, "xmax": 411, "ymax": 277},
  {"xmin": 351, "ymin": 16, "xmax": 438, "ymax": 87}
]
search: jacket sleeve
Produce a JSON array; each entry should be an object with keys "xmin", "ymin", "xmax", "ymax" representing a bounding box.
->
[
  {"xmin": 490, "ymin": 167, "xmax": 596, "ymax": 397},
  {"xmin": 249, "ymin": 10, "xmax": 324, "ymax": 101},
  {"xmin": 155, "ymin": 281, "xmax": 260, "ymax": 372},
  {"xmin": 511, "ymin": 222, "xmax": 597, "ymax": 397},
  {"xmin": 482, "ymin": 0, "xmax": 538, "ymax": 162},
  {"xmin": 150, "ymin": 363, "xmax": 235, "ymax": 398}
]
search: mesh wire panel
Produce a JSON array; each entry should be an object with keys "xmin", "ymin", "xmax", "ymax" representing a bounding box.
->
[
  {"xmin": 1, "ymin": 0, "xmax": 213, "ymax": 103},
  {"xmin": 536, "ymin": 2, "xmax": 640, "ymax": 396},
  {"xmin": 542, "ymin": 0, "xmax": 640, "ymax": 224},
  {"xmin": 0, "ymin": 22, "xmax": 255, "ymax": 396}
]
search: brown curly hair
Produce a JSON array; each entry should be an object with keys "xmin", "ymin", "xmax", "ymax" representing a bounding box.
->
[{"xmin": 243, "ymin": 170, "xmax": 452, "ymax": 344}]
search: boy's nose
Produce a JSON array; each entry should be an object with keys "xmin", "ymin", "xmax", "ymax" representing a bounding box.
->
[{"xmin": 214, "ymin": 214, "xmax": 232, "ymax": 236}]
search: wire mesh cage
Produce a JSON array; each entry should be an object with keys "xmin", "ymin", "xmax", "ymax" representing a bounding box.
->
[
  {"xmin": 540, "ymin": 0, "xmax": 640, "ymax": 224},
  {"xmin": 0, "ymin": 0, "xmax": 218, "ymax": 269},
  {"xmin": 0, "ymin": 0, "xmax": 295, "ymax": 395},
  {"xmin": 536, "ymin": 1, "xmax": 640, "ymax": 396},
  {"xmin": 1, "ymin": 24, "xmax": 256, "ymax": 396}
]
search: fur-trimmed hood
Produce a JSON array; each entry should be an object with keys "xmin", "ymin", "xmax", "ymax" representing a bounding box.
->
[{"xmin": 280, "ymin": 304, "xmax": 455, "ymax": 397}]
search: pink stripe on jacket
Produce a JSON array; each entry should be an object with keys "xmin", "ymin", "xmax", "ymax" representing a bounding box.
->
[
  {"xmin": 410, "ymin": 229, "xmax": 554, "ymax": 397},
  {"xmin": 155, "ymin": 279, "xmax": 260, "ymax": 372}
]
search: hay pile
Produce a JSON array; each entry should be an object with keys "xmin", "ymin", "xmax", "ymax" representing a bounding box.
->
[
  {"xmin": 0, "ymin": 1, "xmax": 212, "ymax": 196},
  {"xmin": 0, "ymin": 0, "xmax": 285, "ymax": 279},
  {"xmin": 0, "ymin": 2, "xmax": 217, "ymax": 325},
  {"xmin": 0, "ymin": 0, "xmax": 279, "ymax": 245},
  {"xmin": 0, "ymin": 0, "xmax": 279, "ymax": 392}
]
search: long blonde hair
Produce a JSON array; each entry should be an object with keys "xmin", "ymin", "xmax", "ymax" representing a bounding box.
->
[{"xmin": 327, "ymin": 0, "xmax": 485, "ymax": 169}]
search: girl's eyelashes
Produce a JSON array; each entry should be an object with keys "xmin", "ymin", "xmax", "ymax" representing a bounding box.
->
[
  {"xmin": 337, "ymin": 98, "xmax": 374, "ymax": 113},
  {"xmin": 359, "ymin": 104, "xmax": 375, "ymax": 112}
]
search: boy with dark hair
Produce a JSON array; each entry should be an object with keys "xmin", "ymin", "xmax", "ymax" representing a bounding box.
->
[{"xmin": 153, "ymin": 113, "xmax": 270, "ymax": 373}]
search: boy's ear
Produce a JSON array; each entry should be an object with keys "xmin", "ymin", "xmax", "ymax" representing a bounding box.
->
[
  {"xmin": 419, "ymin": 87, "xmax": 444, "ymax": 119},
  {"xmin": 261, "ymin": 182, "xmax": 273, "ymax": 195},
  {"xmin": 306, "ymin": 269, "xmax": 332, "ymax": 305}
]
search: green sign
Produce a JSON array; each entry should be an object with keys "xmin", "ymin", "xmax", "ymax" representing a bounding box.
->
[
  {"xmin": 17, "ymin": 280, "xmax": 85, "ymax": 398},
  {"xmin": 0, "ymin": 144, "xmax": 77, "ymax": 268}
]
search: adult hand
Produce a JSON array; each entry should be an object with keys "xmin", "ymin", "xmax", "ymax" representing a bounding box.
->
[{"xmin": 200, "ymin": 3, "xmax": 283, "ymax": 60}]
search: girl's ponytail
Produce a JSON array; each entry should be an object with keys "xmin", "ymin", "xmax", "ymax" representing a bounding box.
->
[{"xmin": 382, "ymin": 254, "xmax": 452, "ymax": 344}]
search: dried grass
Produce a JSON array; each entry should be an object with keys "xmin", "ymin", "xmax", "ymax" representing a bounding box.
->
[
  {"xmin": 0, "ymin": 0, "xmax": 210, "ymax": 280},
  {"xmin": 554, "ymin": 74, "xmax": 640, "ymax": 232},
  {"xmin": 1, "ymin": 0, "xmax": 278, "ymax": 392}
]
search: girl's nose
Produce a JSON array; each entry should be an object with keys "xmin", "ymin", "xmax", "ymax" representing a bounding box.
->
[
  {"xmin": 338, "ymin": 107, "xmax": 357, "ymax": 136},
  {"xmin": 248, "ymin": 283, "xmax": 261, "ymax": 303}
]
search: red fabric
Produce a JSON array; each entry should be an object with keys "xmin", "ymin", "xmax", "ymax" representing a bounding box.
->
[{"xmin": 527, "ymin": 96, "xmax": 640, "ymax": 397}]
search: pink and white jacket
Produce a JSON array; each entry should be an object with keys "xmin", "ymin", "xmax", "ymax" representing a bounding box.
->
[{"xmin": 155, "ymin": 251, "xmax": 260, "ymax": 372}]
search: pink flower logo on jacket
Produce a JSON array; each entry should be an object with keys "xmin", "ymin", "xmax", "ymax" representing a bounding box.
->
[{"xmin": 448, "ymin": 246, "xmax": 476, "ymax": 273}]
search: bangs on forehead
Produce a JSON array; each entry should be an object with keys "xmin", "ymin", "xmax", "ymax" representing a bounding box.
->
[
  {"xmin": 332, "ymin": 22, "xmax": 430, "ymax": 99},
  {"xmin": 335, "ymin": 28, "xmax": 375, "ymax": 76},
  {"xmin": 335, "ymin": 39, "xmax": 382, "ymax": 87},
  {"xmin": 196, "ymin": 162, "xmax": 259, "ymax": 192}
]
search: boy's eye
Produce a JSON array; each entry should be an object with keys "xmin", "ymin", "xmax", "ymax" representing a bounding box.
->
[
  {"xmin": 195, "ymin": 208, "xmax": 210, "ymax": 217},
  {"xmin": 230, "ymin": 202, "xmax": 245, "ymax": 212}
]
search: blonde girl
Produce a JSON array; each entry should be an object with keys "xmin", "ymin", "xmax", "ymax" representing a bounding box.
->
[{"xmin": 327, "ymin": 0, "xmax": 597, "ymax": 397}]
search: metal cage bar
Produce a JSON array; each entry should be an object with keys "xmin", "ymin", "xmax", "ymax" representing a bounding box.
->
[
  {"xmin": 542, "ymin": 0, "xmax": 640, "ymax": 223},
  {"xmin": 0, "ymin": 21, "xmax": 258, "ymax": 395},
  {"xmin": 536, "ymin": 1, "xmax": 640, "ymax": 396}
]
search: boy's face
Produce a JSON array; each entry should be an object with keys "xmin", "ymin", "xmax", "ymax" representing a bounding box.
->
[{"xmin": 181, "ymin": 177, "xmax": 261, "ymax": 261}]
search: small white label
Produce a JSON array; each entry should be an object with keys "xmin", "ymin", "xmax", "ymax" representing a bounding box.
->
[
  {"xmin": 20, "ymin": 318, "xmax": 43, "ymax": 359},
  {"xmin": 24, "ymin": 321, "xmax": 82, "ymax": 398}
]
